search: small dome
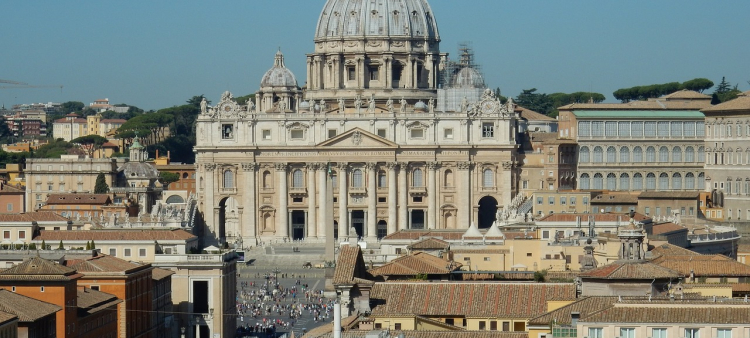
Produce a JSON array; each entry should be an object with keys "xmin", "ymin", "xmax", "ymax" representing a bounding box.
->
[
  {"xmin": 414, "ymin": 101, "xmax": 428, "ymax": 111},
  {"xmin": 316, "ymin": 0, "xmax": 440, "ymax": 40},
  {"xmin": 118, "ymin": 162, "xmax": 159, "ymax": 180},
  {"xmin": 260, "ymin": 51, "xmax": 298, "ymax": 88},
  {"xmin": 299, "ymin": 100, "xmax": 311, "ymax": 109},
  {"xmin": 451, "ymin": 67, "xmax": 485, "ymax": 89}
]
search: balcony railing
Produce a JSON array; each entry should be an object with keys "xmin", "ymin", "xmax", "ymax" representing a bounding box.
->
[{"xmin": 219, "ymin": 187, "xmax": 237, "ymax": 195}]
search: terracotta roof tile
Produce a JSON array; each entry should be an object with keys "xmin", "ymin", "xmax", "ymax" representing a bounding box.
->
[
  {"xmin": 537, "ymin": 212, "xmax": 649, "ymax": 223},
  {"xmin": 591, "ymin": 194, "xmax": 639, "ymax": 204},
  {"xmin": 662, "ymin": 90, "xmax": 711, "ymax": 100},
  {"xmin": 77, "ymin": 288, "xmax": 122, "ymax": 314},
  {"xmin": 152, "ymin": 267, "xmax": 174, "ymax": 281},
  {"xmin": 370, "ymin": 282, "xmax": 576, "ymax": 318},
  {"xmin": 34, "ymin": 229, "xmax": 196, "ymax": 241},
  {"xmin": 559, "ymin": 98, "xmax": 711, "ymax": 111},
  {"xmin": 407, "ymin": 238, "xmax": 450, "ymax": 250},
  {"xmin": 0, "ymin": 212, "xmax": 69, "ymax": 222},
  {"xmin": 702, "ymin": 95, "xmax": 750, "ymax": 113},
  {"xmin": 333, "ymin": 245, "xmax": 373, "ymax": 285},
  {"xmin": 66, "ymin": 254, "xmax": 148, "ymax": 274},
  {"xmin": 517, "ymin": 106, "xmax": 556, "ymax": 121},
  {"xmin": 369, "ymin": 253, "xmax": 460, "ymax": 277},
  {"xmin": 639, "ymin": 191, "xmax": 700, "ymax": 199},
  {"xmin": 383, "ymin": 230, "xmax": 536, "ymax": 241},
  {"xmin": 0, "ymin": 257, "xmax": 78, "ymax": 281},
  {"xmin": 582, "ymin": 304, "xmax": 750, "ymax": 324},
  {"xmin": 651, "ymin": 222, "xmax": 687, "ymax": 235},
  {"xmin": 46, "ymin": 193, "xmax": 111, "ymax": 205},
  {"xmin": 649, "ymin": 243, "xmax": 700, "ymax": 257},
  {"xmin": 0, "ymin": 289, "xmax": 60, "ymax": 322},
  {"xmin": 578, "ymin": 261, "xmax": 682, "ymax": 280},
  {"xmin": 306, "ymin": 329, "xmax": 528, "ymax": 338},
  {"xmin": 529, "ymin": 296, "xmax": 616, "ymax": 325},
  {"xmin": 653, "ymin": 258, "xmax": 750, "ymax": 277},
  {"xmin": 0, "ymin": 311, "xmax": 15, "ymax": 324}
]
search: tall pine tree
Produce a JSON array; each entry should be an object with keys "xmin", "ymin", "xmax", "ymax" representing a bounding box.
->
[{"xmin": 94, "ymin": 173, "xmax": 109, "ymax": 194}]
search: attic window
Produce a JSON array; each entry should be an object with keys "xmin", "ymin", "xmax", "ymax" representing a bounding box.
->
[{"xmin": 75, "ymin": 197, "xmax": 81, "ymax": 200}]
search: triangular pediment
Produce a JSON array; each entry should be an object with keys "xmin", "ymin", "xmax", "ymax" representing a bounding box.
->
[{"xmin": 316, "ymin": 127, "xmax": 398, "ymax": 148}]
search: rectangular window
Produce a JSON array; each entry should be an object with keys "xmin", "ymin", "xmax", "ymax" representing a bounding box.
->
[
  {"xmin": 290, "ymin": 129, "xmax": 304, "ymax": 140},
  {"xmin": 444, "ymin": 128, "xmax": 454, "ymax": 139},
  {"xmin": 2, "ymin": 231, "xmax": 9, "ymax": 239},
  {"xmin": 262, "ymin": 129, "xmax": 271, "ymax": 140},
  {"xmin": 369, "ymin": 65, "xmax": 379, "ymax": 81},
  {"xmin": 561, "ymin": 197, "xmax": 567, "ymax": 205},
  {"xmin": 570, "ymin": 197, "xmax": 576, "ymax": 205},
  {"xmin": 618, "ymin": 121, "xmax": 630, "ymax": 137},
  {"xmin": 542, "ymin": 230, "xmax": 550, "ymax": 239},
  {"xmin": 6, "ymin": 204, "xmax": 12, "ymax": 211},
  {"xmin": 18, "ymin": 231, "xmax": 25, "ymax": 239},
  {"xmin": 490, "ymin": 321, "xmax": 497, "ymax": 331},
  {"xmin": 537, "ymin": 197, "xmax": 543, "ymax": 205},
  {"xmin": 347, "ymin": 66, "xmax": 356, "ymax": 81},
  {"xmin": 671, "ymin": 121, "xmax": 683, "ymax": 137},
  {"xmin": 684, "ymin": 121, "xmax": 696, "ymax": 137},
  {"xmin": 605, "ymin": 121, "xmax": 617, "ymax": 137},
  {"xmin": 619, "ymin": 327, "xmax": 635, "ymax": 338},
  {"xmin": 482, "ymin": 123, "xmax": 494, "ymax": 138},
  {"xmin": 591, "ymin": 121, "xmax": 604, "ymax": 137},
  {"xmin": 410, "ymin": 128, "xmax": 424, "ymax": 139},
  {"xmin": 221, "ymin": 124, "xmax": 233, "ymax": 139},
  {"xmin": 394, "ymin": 323, "xmax": 401, "ymax": 330},
  {"xmin": 588, "ymin": 328, "xmax": 603, "ymax": 338},
  {"xmin": 549, "ymin": 197, "xmax": 555, "ymax": 205},
  {"xmin": 656, "ymin": 207, "xmax": 661, "ymax": 215},
  {"xmin": 139, "ymin": 249, "xmax": 146, "ymax": 256},
  {"xmin": 109, "ymin": 248, "xmax": 116, "ymax": 256},
  {"xmin": 578, "ymin": 121, "xmax": 591, "ymax": 137},
  {"xmin": 328, "ymin": 129, "xmax": 337, "ymax": 139},
  {"xmin": 522, "ymin": 181, "xmax": 528, "ymax": 189},
  {"xmin": 479, "ymin": 321, "xmax": 486, "ymax": 330},
  {"xmin": 717, "ymin": 328, "xmax": 732, "ymax": 338},
  {"xmin": 631, "ymin": 121, "xmax": 643, "ymax": 137},
  {"xmin": 644, "ymin": 121, "xmax": 657, "ymax": 137},
  {"xmin": 124, "ymin": 249, "xmax": 131, "ymax": 257},
  {"xmin": 376, "ymin": 128, "xmax": 386, "ymax": 138},
  {"xmin": 685, "ymin": 328, "xmax": 700, "ymax": 338}
]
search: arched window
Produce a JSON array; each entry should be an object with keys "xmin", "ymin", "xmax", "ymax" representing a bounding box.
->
[
  {"xmin": 262, "ymin": 171, "xmax": 272, "ymax": 188},
  {"xmin": 672, "ymin": 146, "xmax": 682, "ymax": 162},
  {"xmin": 579, "ymin": 146, "xmax": 590, "ymax": 163},
  {"xmin": 685, "ymin": 146, "xmax": 695, "ymax": 162},
  {"xmin": 223, "ymin": 170, "xmax": 234, "ymax": 189},
  {"xmin": 698, "ymin": 172, "xmax": 705, "ymax": 189},
  {"xmin": 378, "ymin": 171, "xmax": 387, "ymax": 188},
  {"xmin": 633, "ymin": 146, "xmax": 643, "ymax": 162},
  {"xmin": 633, "ymin": 173, "xmax": 643, "ymax": 190},
  {"xmin": 352, "ymin": 169, "xmax": 364, "ymax": 188},
  {"xmin": 593, "ymin": 146, "xmax": 603, "ymax": 163},
  {"xmin": 646, "ymin": 173, "xmax": 656, "ymax": 190},
  {"xmin": 620, "ymin": 173, "xmax": 630, "ymax": 190},
  {"xmin": 659, "ymin": 146, "xmax": 669, "ymax": 162},
  {"xmin": 698, "ymin": 146, "xmax": 705, "ymax": 163},
  {"xmin": 593, "ymin": 173, "xmax": 603, "ymax": 190},
  {"xmin": 444, "ymin": 169, "xmax": 454, "ymax": 187},
  {"xmin": 685, "ymin": 172, "xmax": 695, "ymax": 189},
  {"xmin": 606, "ymin": 146, "xmax": 616, "ymax": 163},
  {"xmin": 606, "ymin": 173, "xmax": 616, "ymax": 190},
  {"xmin": 727, "ymin": 149, "xmax": 734, "ymax": 165},
  {"xmin": 646, "ymin": 146, "xmax": 656, "ymax": 162},
  {"xmin": 659, "ymin": 173, "xmax": 669, "ymax": 190},
  {"xmin": 579, "ymin": 174, "xmax": 590, "ymax": 190},
  {"xmin": 619, "ymin": 146, "xmax": 630, "ymax": 163},
  {"xmin": 672, "ymin": 173, "xmax": 682, "ymax": 190},
  {"xmin": 292, "ymin": 169, "xmax": 304, "ymax": 188},
  {"xmin": 483, "ymin": 169, "xmax": 494, "ymax": 187},
  {"xmin": 412, "ymin": 168, "xmax": 423, "ymax": 187}
]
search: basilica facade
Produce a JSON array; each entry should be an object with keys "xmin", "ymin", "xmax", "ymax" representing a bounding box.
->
[{"xmin": 194, "ymin": 0, "xmax": 519, "ymax": 245}]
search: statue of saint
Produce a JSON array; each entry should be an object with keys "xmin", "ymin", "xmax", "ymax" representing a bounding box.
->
[
  {"xmin": 200, "ymin": 98, "xmax": 207, "ymax": 114},
  {"xmin": 428, "ymin": 98, "xmax": 435, "ymax": 114},
  {"xmin": 338, "ymin": 98, "xmax": 345, "ymax": 113},
  {"xmin": 246, "ymin": 99, "xmax": 255, "ymax": 112},
  {"xmin": 354, "ymin": 96, "xmax": 363, "ymax": 113},
  {"xmin": 320, "ymin": 99, "xmax": 326, "ymax": 112},
  {"xmin": 460, "ymin": 97, "xmax": 468, "ymax": 113},
  {"xmin": 386, "ymin": 97, "xmax": 394, "ymax": 113},
  {"xmin": 278, "ymin": 100, "xmax": 287, "ymax": 112},
  {"xmin": 399, "ymin": 97, "xmax": 407, "ymax": 114},
  {"xmin": 368, "ymin": 94, "xmax": 376, "ymax": 113}
]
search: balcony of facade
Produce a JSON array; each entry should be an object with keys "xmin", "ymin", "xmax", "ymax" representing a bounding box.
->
[{"xmin": 409, "ymin": 185, "xmax": 427, "ymax": 196}]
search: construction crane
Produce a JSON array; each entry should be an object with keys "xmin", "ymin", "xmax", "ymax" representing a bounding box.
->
[{"xmin": 0, "ymin": 78, "xmax": 63, "ymax": 91}]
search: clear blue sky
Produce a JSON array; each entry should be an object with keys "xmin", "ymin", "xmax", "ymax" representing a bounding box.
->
[{"xmin": 2, "ymin": 1, "xmax": 749, "ymax": 110}]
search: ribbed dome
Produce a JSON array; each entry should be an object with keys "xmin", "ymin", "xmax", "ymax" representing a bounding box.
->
[
  {"xmin": 315, "ymin": 0, "xmax": 439, "ymax": 40},
  {"xmin": 451, "ymin": 67, "xmax": 485, "ymax": 89},
  {"xmin": 260, "ymin": 51, "xmax": 298, "ymax": 88}
]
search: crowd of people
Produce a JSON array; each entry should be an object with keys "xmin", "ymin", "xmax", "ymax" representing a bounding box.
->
[{"xmin": 235, "ymin": 271, "xmax": 335, "ymax": 337}]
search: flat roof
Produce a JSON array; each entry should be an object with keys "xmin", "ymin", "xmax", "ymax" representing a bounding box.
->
[{"xmin": 573, "ymin": 110, "xmax": 705, "ymax": 119}]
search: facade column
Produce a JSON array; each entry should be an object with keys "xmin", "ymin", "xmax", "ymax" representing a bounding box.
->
[
  {"xmin": 366, "ymin": 163, "xmax": 377, "ymax": 240},
  {"xmin": 386, "ymin": 162, "xmax": 398, "ymax": 234},
  {"xmin": 317, "ymin": 164, "xmax": 327, "ymax": 239},
  {"xmin": 306, "ymin": 163, "xmax": 318, "ymax": 239},
  {"xmin": 241, "ymin": 163, "xmax": 258, "ymax": 244},
  {"xmin": 427, "ymin": 162, "xmax": 438, "ymax": 229},
  {"xmin": 275, "ymin": 163, "xmax": 289, "ymax": 239},
  {"xmin": 338, "ymin": 163, "xmax": 350, "ymax": 239},
  {"xmin": 306, "ymin": 57, "xmax": 313, "ymax": 91},
  {"xmin": 398, "ymin": 162, "xmax": 409, "ymax": 230},
  {"xmin": 203, "ymin": 163, "xmax": 217, "ymax": 238},
  {"xmin": 502, "ymin": 161, "xmax": 514, "ymax": 207},
  {"xmin": 458, "ymin": 161, "xmax": 472, "ymax": 228},
  {"xmin": 383, "ymin": 56, "xmax": 392, "ymax": 89}
]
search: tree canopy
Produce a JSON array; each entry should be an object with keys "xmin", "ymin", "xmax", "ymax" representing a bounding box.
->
[
  {"xmin": 159, "ymin": 172, "xmax": 180, "ymax": 188},
  {"xmin": 59, "ymin": 101, "xmax": 85, "ymax": 114},
  {"xmin": 612, "ymin": 78, "xmax": 715, "ymax": 102},
  {"xmin": 94, "ymin": 173, "xmax": 109, "ymax": 194},
  {"xmin": 711, "ymin": 76, "xmax": 742, "ymax": 104},
  {"xmin": 70, "ymin": 135, "xmax": 109, "ymax": 157},
  {"xmin": 33, "ymin": 139, "xmax": 75, "ymax": 158},
  {"xmin": 514, "ymin": 89, "xmax": 605, "ymax": 117}
]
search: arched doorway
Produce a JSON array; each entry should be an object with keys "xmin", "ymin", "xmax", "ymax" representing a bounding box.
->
[
  {"xmin": 477, "ymin": 196, "xmax": 498, "ymax": 229},
  {"xmin": 218, "ymin": 197, "xmax": 239, "ymax": 242},
  {"xmin": 291, "ymin": 210, "xmax": 306, "ymax": 240},
  {"xmin": 351, "ymin": 210, "xmax": 365, "ymax": 238},
  {"xmin": 377, "ymin": 220, "xmax": 387, "ymax": 239}
]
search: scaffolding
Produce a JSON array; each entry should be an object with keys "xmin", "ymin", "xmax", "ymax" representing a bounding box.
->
[{"xmin": 437, "ymin": 42, "xmax": 486, "ymax": 112}]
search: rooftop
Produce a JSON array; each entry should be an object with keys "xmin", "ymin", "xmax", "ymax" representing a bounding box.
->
[
  {"xmin": 536, "ymin": 212, "xmax": 650, "ymax": 223},
  {"xmin": 34, "ymin": 228, "xmax": 196, "ymax": 241},
  {"xmin": 0, "ymin": 211, "xmax": 70, "ymax": 223},
  {"xmin": 333, "ymin": 245, "xmax": 374, "ymax": 286},
  {"xmin": 46, "ymin": 193, "xmax": 111, "ymax": 205},
  {"xmin": 369, "ymin": 252, "xmax": 460, "ymax": 277},
  {"xmin": 582, "ymin": 303, "xmax": 750, "ymax": 324},
  {"xmin": 572, "ymin": 110, "xmax": 705, "ymax": 119},
  {"xmin": 702, "ymin": 95, "xmax": 750, "ymax": 113},
  {"xmin": 0, "ymin": 256, "xmax": 80, "ymax": 281},
  {"xmin": 0, "ymin": 289, "xmax": 60, "ymax": 322},
  {"xmin": 578, "ymin": 261, "xmax": 682, "ymax": 280},
  {"xmin": 407, "ymin": 237, "xmax": 450, "ymax": 250},
  {"xmin": 66, "ymin": 254, "xmax": 149, "ymax": 274},
  {"xmin": 77, "ymin": 287, "xmax": 122, "ymax": 315}
]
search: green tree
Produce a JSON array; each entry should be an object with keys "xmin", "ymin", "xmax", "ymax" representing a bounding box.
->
[
  {"xmin": 682, "ymin": 78, "xmax": 714, "ymax": 93},
  {"xmin": 94, "ymin": 173, "xmax": 109, "ymax": 194},
  {"xmin": 234, "ymin": 94, "xmax": 255, "ymax": 106},
  {"xmin": 533, "ymin": 270, "xmax": 547, "ymax": 282},
  {"xmin": 85, "ymin": 241, "xmax": 91, "ymax": 250},
  {"xmin": 515, "ymin": 88, "xmax": 554, "ymax": 116},
  {"xmin": 28, "ymin": 243, "xmax": 36, "ymax": 250},
  {"xmin": 160, "ymin": 172, "xmax": 180, "ymax": 188},
  {"xmin": 33, "ymin": 139, "xmax": 75, "ymax": 158},
  {"xmin": 187, "ymin": 95, "xmax": 210, "ymax": 108},
  {"xmin": 711, "ymin": 77, "xmax": 742, "ymax": 103},
  {"xmin": 59, "ymin": 101, "xmax": 85, "ymax": 114},
  {"xmin": 0, "ymin": 118, "xmax": 15, "ymax": 144},
  {"xmin": 70, "ymin": 135, "xmax": 109, "ymax": 158},
  {"xmin": 41, "ymin": 240, "xmax": 46, "ymax": 250},
  {"xmin": 58, "ymin": 240, "xmax": 64, "ymax": 250},
  {"xmin": 90, "ymin": 240, "xmax": 96, "ymax": 250},
  {"xmin": 714, "ymin": 76, "xmax": 732, "ymax": 94}
]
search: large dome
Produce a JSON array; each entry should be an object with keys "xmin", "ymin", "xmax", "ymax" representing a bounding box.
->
[
  {"xmin": 315, "ymin": 0, "xmax": 439, "ymax": 40},
  {"xmin": 451, "ymin": 67, "xmax": 485, "ymax": 89},
  {"xmin": 260, "ymin": 51, "xmax": 297, "ymax": 88}
]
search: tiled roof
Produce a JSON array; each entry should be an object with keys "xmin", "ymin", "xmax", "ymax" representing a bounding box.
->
[
  {"xmin": 100, "ymin": 119, "xmax": 126, "ymax": 123},
  {"xmin": 591, "ymin": 194, "xmax": 639, "ymax": 204},
  {"xmin": 0, "ymin": 256, "xmax": 79, "ymax": 281},
  {"xmin": 301, "ymin": 314, "xmax": 360, "ymax": 338},
  {"xmin": 0, "ymin": 311, "xmax": 15, "ymax": 324},
  {"xmin": 536, "ymin": 212, "xmax": 650, "ymax": 223},
  {"xmin": 649, "ymin": 243, "xmax": 700, "ymax": 257},
  {"xmin": 369, "ymin": 252, "xmax": 459, "ymax": 277},
  {"xmin": 702, "ymin": 95, "xmax": 750, "ymax": 113},
  {"xmin": 101, "ymin": 142, "xmax": 119, "ymax": 148},
  {"xmin": 653, "ymin": 257, "xmax": 750, "ymax": 277},
  {"xmin": 517, "ymin": 106, "xmax": 556, "ymax": 121},
  {"xmin": 407, "ymin": 238, "xmax": 450, "ymax": 250},
  {"xmin": 77, "ymin": 288, "xmax": 122, "ymax": 314},
  {"xmin": 582, "ymin": 304, "xmax": 750, "ymax": 324},
  {"xmin": 528, "ymin": 296, "xmax": 616, "ymax": 325},
  {"xmin": 67, "ymin": 254, "xmax": 148, "ymax": 274},
  {"xmin": 46, "ymin": 193, "xmax": 111, "ymax": 205},
  {"xmin": 305, "ymin": 328, "xmax": 528, "ymax": 338},
  {"xmin": 0, "ymin": 289, "xmax": 60, "ymax": 322},
  {"xmin": 383, "ymin": 230, "xmax": 535, "ymax": 241},
  {"xmin": 638, "ymin": 191, "xmax": 700, "ymax": 199},
  {"xmin": 651, "ymin": 222, "xmax": 687, "ymax": 236},
  {"xmin": 34, "ymin": 229, "xmax": 196, "ymax": 241},
  {"xmin": 54, "ymin": 117, "xmax": 86, "ymax": 124},
  {"xmin": 578, "ymin": 261, "xmax": 682, "ymax": 280},
  {"xmin": 152, "ymin": 267, "xmax": 174, "ymax": 281},
  {"xmin": 333, "ymin": 245, "xmax": 373, "ymax": 285},
  {"xmin": 0, "ymin": 212, "xmax": 69, "ymax": 222},
  {"xmin": 662, "ymin": 89, "xmax": 711, "ymax": 100},
  {"xmin": 370, "ymin": 282, "xmax": 576, "ymax": 318}
]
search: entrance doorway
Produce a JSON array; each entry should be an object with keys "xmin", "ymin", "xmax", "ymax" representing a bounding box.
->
[
  {"xmin": 218, "ymin": 197, "xmax": 238, "ymax": 242},
  {"xmin": 410, "ymin": 210, "xmax": 425, "ymax": 229},
  {"xmin": 333, "ymin": 221, "xmax": 338, "ymax": 239},
  {"xmin": 478, "ymin": 196, "xmax": 498, "ymax": 229},
  {"xmin": 351, "ymin": 210, "xmax": 364, "ymax": 238},
  {"xmin": 377, "ymin": 220, "xmax": 387, "ymax": 239},
  {"xmin": 291, "ymin": 210, "xmax": 305, "ymax": 240}
]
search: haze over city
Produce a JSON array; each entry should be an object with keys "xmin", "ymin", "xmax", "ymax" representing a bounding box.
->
[{"xmin": 2, "ymin": 0, "xmax": 749, "ymax": 110}]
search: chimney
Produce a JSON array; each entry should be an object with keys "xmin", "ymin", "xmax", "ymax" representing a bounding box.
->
[{"xmin": 570, "ymin": 311, "xmax": 580, "ymax": 327}]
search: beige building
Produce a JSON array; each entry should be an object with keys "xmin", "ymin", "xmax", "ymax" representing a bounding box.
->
[
  {"xmin": 518, "ymin": 132, "xmax": 577, "ymax": 195},
  {"xmin": 701, "ymin": 93, "xmax": 750, "ymax": 221},
  {"xmin": 52, "ymin": 113, "xmax": 88, "ymax": 141},
  {"xmin": 195, "ymin": 0, "xmax": 519, "ymax": 245},
  {"xmin": 531, "ymin": 190, "xmax": 592, "ymax": 217}
]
